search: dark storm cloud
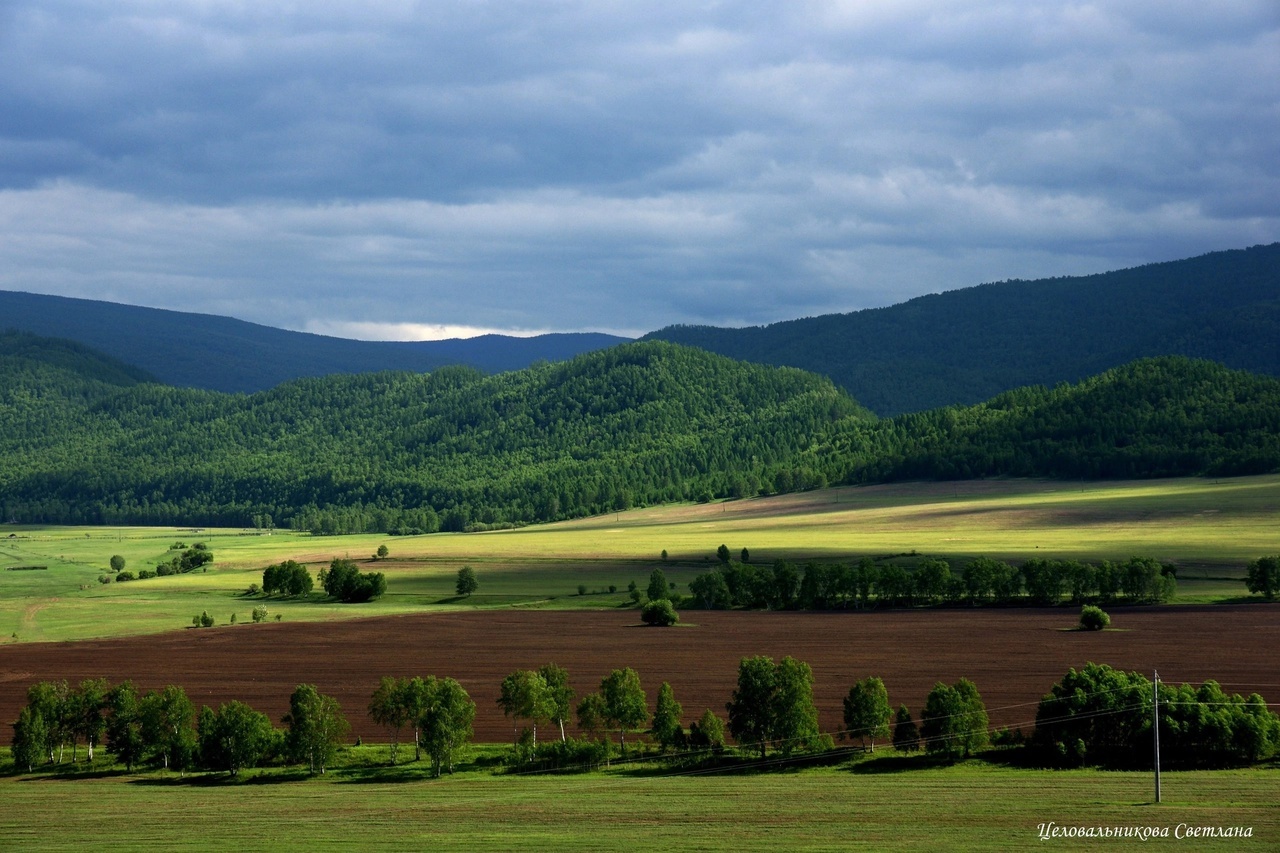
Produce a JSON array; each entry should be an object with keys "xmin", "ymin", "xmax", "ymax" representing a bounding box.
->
[{"xmin": 1, "ymin": 1, "xmax": 1276, "ymax": 338}]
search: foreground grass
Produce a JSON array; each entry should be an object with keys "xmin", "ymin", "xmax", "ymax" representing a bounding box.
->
[
  {"xmin": 2, "ymin": 750, "xmax": 1276, "ymax": 851},
  {"xmin": 3, "ymin": 475, "xmax": 1277, "ymax": 643}
]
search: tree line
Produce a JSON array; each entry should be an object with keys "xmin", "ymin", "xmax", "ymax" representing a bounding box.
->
[
  {"xmin": 3, "ymin": 335, "xmax": 1279, "ymax": 531},
  {"xmin": 13, "ymin": 660, "xmax": 1278, "ymax": 779},
  {"xmin": 686, "ymin": 552, "xmax": 1178, "ymax": 611}
]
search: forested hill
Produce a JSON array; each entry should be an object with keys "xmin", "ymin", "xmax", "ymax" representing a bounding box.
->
[
  {"xmin": 645, "ymin": 243, "xmax": 1280, "ymax": 415},
  {"xmin": 0, "ymin": 331, "xmax": 156, "ymax": 388},
  {"xmin": 1, "ymin": 334, "xmax": 1277, "ymax": 530},
  {"xmin": 820, "ymin": 357, "xmax": 1280, "ymax": 485},
  {"xmin": 0, "ymin": 338, "xmax": 867, "ymax": 528},
  {"xmin": 0, "ymin": 290, "xmax": 627, "ymax": 393}
]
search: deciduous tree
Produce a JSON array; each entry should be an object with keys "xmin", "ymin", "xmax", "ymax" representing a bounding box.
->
[
  {"xmin": 599, "ymin": 667, "xmax": 648, "ymax": 752},
  {"xmin": 456, "ymin": 565, "xmax": 478, "ymax": 597},
  {"xmin": 892, "ymin": 704, "xmax": 920, "ymax": 753},
  {"xmin": 1245, "ymin": 555, "xmax": 1279, "ymax": 600},
  {"xmin": 284, "ymin": 684, "xmax": 349, "ymax": 775},
  {"xmin": 419, "ymin": 677, "xmax": 475, "ymax": 777},
  {"xmin": 651, "ymin": 682, "xmax": 684, "ymax": 751},
  {"xmin": 843, "ymin": 676, "xmax": 892, "ymax": 752}
]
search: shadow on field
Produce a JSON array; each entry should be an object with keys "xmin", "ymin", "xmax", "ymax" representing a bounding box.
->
[
  {"xmin": 618, "ymin": 748, "xmax": 860, "ymax": 777},
  {"xmin": 130, "ymin": 770, "xmax": 314, "ymax": 786},
  {"xmin": 335, "ymin": 766, "xmax": 435, "ymax": 784},
  {"xmin": 846, "ymin": 753, "xmax": 936, "ymax": 775}
]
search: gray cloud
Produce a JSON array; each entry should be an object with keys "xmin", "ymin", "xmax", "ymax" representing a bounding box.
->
[{"xmin": 1, "ymin": 1, "xmax": 1277, "ymax": 338}]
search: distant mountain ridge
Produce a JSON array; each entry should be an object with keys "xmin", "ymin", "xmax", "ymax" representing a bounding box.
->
[
  {"xmin": 0, "ymin": 290, "xmax": 627, "ymax": 393},
  {"xmin": 4, "ymin": 243, "xmax": 1277, "ymax": 409},
  {"xmin": 645, "ymin": 243, "xmax": 1280, "ymax": 415}
]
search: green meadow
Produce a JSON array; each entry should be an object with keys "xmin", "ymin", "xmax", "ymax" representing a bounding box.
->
[
  {"xmin": 1, "ymin": 751, "xmax": 1276, "ymax": 852},
  {"xmin": 2, "ymin": 474, "xmax": 1277, "ymax": 644}
]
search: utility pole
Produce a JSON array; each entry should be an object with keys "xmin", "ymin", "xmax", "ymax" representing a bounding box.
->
[{"xmin": 1153, "ymin": 669, "xmax": 1161, "ymax": 804}]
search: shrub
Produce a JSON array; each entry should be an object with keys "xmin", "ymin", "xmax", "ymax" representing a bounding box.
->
[
  {"xmin": 577, "ymin": 584, "xmax": 587, "ymax": 596},
  {"xmin": 1079, "ymin": 605, "xmax": 1110, "ymax": 631},
  {"xmin": 252, "ymin": 605, "xmax": 269, "ymax": 623},
  {"xmin": 115, "ymin": 571, "xmax": 136, "ymax": 582},
  {"xmin": 641, "ymin": 599, "xmax": 679, "ymax": 626},
  {"xmin": 137, "ymin": 569, "xmax": 156, "ymax": 580}
]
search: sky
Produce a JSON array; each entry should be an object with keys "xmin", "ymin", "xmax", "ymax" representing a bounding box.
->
[{"xmin": 1, "ymin": 1, "xmax": 1277, "ymax": 340}]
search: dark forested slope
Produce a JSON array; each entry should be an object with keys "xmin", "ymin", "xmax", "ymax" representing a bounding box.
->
[
  {"xmin": 646, "ymin": 243, "xmax": 1280, "ymax": 415},
  {"xmin": 2, "ymin": 333, "xmax": 1277, "ymax": 530},
  {"xmin": 0, "ymin": 290, "xmax": 626, "ymax": 393},
  {"xmin": 0, "ymin": 337, "xmax": 865, "ymax": 528},
  {"xmin": 816, "ymin": 357, "xmax": 1280, "ymax": 485}
]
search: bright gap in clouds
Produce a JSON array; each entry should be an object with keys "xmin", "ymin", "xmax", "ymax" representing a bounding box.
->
[
  {"xmin": 302, "ymin": 320, "xmax": 644, "ymax": 341},
  {"xmin": 304, "ymin": 321, "xmax": 554, "ymax": 341}
]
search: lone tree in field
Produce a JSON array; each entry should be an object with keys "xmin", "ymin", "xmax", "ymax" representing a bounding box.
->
[
  {"xmin": 641, "ymin": 598, "xmax": 679, "ymax": 626},
  {"xmin": 717, "ymin": 544, "xmax": 732, "ymax": 564},
  {"xmin": 843, "ymin": 676, "xmax": 892, "ymax": 753},
  {"xmin": 456, "ymin": 565, "xmax": 478, "ymax": 598},
  {"xmin": 1246, "ymin": 555, "xmax": 1280, "ymax": 600},
  {"xmin": 283, "ymin": 684, "xmax": 349, "ymax": 775},
  {"xmin": 1079, "ymin": 605, "xmax": 1110, "ymax": 631},
  {"xmin": 109, "ymin": 555, "xmax": 125, "ymax": 573}
]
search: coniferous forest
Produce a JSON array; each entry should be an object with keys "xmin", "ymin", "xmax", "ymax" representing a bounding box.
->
[{"xmin": 1, "ymin": 331, "xmax": 1278, "ymax": 532}]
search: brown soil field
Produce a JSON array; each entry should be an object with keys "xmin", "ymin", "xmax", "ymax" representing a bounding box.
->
[{"xmin": 1, "ymin": 605, "xmax": 1276, "ymax": 744}]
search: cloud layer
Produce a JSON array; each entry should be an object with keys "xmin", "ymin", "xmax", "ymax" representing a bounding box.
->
[{"xmin": 2, "ymin": 1, "xmax": 1277, "ymax": 338}]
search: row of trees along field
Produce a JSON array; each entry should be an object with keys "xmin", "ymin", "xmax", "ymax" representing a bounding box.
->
[
  {"xmin": 3, "ymin": 331, "xmax": 1279, "ymax": 530},
  {"xmin": 686, "ymin": 553, "xmax": 1178, "ymax": 611},
  {"xmin": 13, "ymin": 661, "xmax": 1280, "ymax": 779}
]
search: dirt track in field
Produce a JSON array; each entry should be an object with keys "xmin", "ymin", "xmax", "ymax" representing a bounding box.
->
[{"xmin": 1, "ymin": 606, "xmax": 1276, "ymax": 743}]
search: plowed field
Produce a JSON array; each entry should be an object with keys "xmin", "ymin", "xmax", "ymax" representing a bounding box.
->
[{"xmin": 1, "ymin": 606, "xmax": 1275, "ymax": 743}]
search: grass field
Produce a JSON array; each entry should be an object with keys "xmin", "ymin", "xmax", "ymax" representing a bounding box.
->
[
  {"xmin": 2, "ymin": 475, "xmax": 1277, "ymax": 643},
  {"xmin": 2, "ymin": 751, "xmax": 1277, "ymax": 851}
]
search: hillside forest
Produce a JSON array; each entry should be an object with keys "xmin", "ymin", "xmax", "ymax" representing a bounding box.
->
[{"xmin": 2, "ymin": 332, "xmax": 1278, "ymax": 532}]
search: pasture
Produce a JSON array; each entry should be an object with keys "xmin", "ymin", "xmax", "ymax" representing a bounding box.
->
[
  {"xmin": 1, "ymin": 474, "xmax": 1277, "ymax": 643},
  {"xmin": 2, "ymin": 758, "xmax": 1277, "ymax": 851}
]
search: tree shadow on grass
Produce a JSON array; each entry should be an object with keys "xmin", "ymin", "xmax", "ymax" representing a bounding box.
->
[
  {"xmin": 618, "ymin": 748, "xmax": 859, "ymax": 777},
  {"xmin": 334, "ymin": 765, "xmax": 433, "ymax": 784},
  {"xmin": 130, "ymin": 769, "xmax": 313, "ymax": 786},
  {"xmin": 846, "ymin": 752, "xmax": 938, "ymax": 775}
]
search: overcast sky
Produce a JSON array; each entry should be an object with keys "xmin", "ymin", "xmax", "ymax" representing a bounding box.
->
[{"xmin": 2, "ymin": 1, "xmax": 1277, "ymax": 340}]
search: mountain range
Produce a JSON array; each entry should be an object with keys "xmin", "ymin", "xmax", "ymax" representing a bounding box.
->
[{"xmin": 3, "ymin": 243, "xmax": 1277, "ymax": 414}]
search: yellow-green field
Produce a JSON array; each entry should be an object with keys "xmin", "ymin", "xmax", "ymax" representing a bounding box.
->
[
  {"xmin": 1, "ymin": 753, "xmax": 1276, "ymax": 852},
  {"xmin": 2, "ymin": 475, "xmax": 1277, "ymax": 643}
]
